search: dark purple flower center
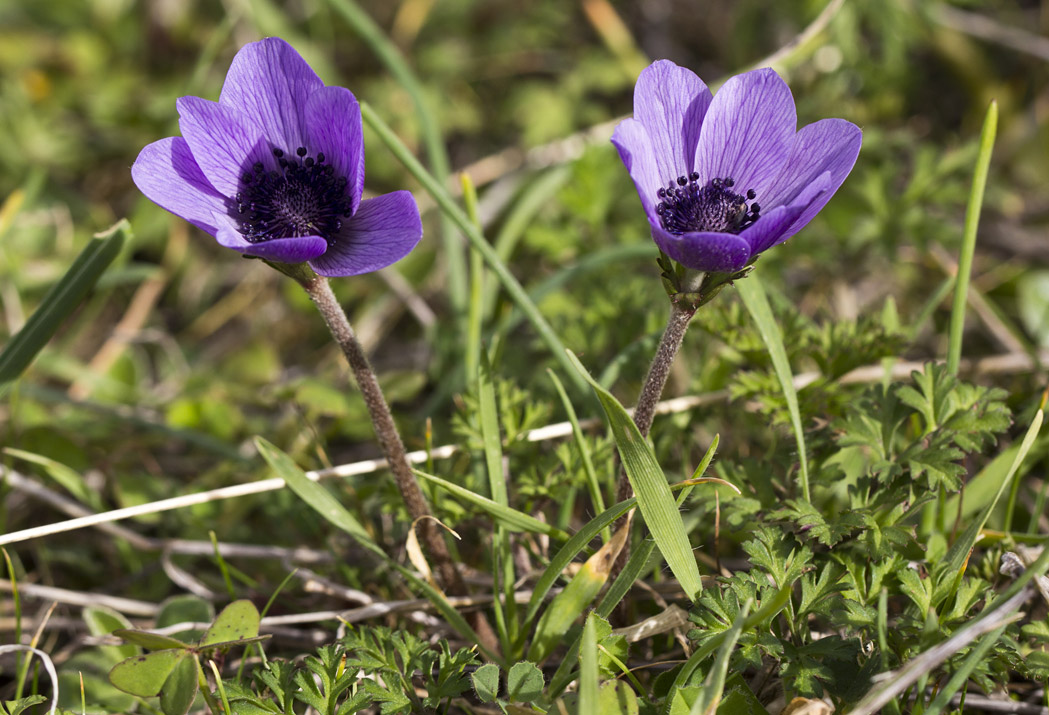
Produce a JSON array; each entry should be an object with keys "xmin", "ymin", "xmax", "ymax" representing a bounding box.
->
[
  {"xmin": 655, "ymin": 175, "xmax": 760, "ymax": 235},
  {"xmin": 235, "ymin": 147, "xmax": 353, "ymax": 245}
]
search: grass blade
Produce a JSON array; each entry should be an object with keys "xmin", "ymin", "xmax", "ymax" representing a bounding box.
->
[
  {"xmin": 254, "ymin": 437, "xmax": 499, "ymax": 663},
  {"xmin": 325, "ymin": 0, "xmax": 466, "ymax": 326},
  {"xmin": 566, "ymin": 349, "xmax": 703, "ymax": 601},
  {"xmin": 526, "ymin": 518, "xmax": 629, "ymax": 662},
  {"xmin": 413, "ymin": 468, "xmax": 570, "ymax": 540},
  {"xmin": 360, "ymin": 102, "xmax": 588, "ymax": 396},
  {"xmin": 922, "ymin": 622, "xmax": 1009, "ymax": 715},
  {"xmin": 577, "ymin": 615, "xmax": 599, "ymax": 713},
  {"xmin": 947, "ymin": 100, "xmax": 997, "ymax": 375},
  {"xmin": 461, "ymin": 173, "xmax": 485, "ymax": 381},
  {"xmin": 660, "ymin": 584, "xmax": 792, "ymax": 715},
  {"xmin": 941, "ymin": 406, "xmax": 1043, "ymax": 587},
  {"xmin": 478, "ymin": 349, "xmax": 517, "ymax": 648},
  {"xmin": 692, "ymin": 599, "xmax": 751, "ymax": 715},
  {"xmin": 548, "ymin": 369, "xmax": 608, "ymax": 540},
  {"xmin": 0, "ymin": 219, "xmax": 128, "ymax": 398},
  {"xmin": 735, "ymin": 277, "xmax": 809, "ymax": 501}
]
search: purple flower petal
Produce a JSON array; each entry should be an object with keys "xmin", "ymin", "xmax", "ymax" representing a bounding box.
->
[
  {"xmin": 739, "ymin": 202, "xmax": 811, "ymax": 255},
  {"xmin": 212, "ymin": 212, "xmax": 329, "ymax": 262},
  {"xmin": 132, "ymin": 137, "xmax": 228, "ymax": 236},
  {"xmin": 304, "ymin": 85, "xmax": 365, "ymax": 215},
  {"xmin": 177, "ymin": 96, "xmax": 275, "ymax": 198},
  {"xmin": 218, "ymin": 37, "xmax": 324, "ymax": 152},
  {"xmin": 309, "ymin": 191, "xmax": 422, "ymax": 277},
  {"xmin": 651, "ymin": 224, "xmax": 751, "ymax": 273},
  {"xmin": 611, "ymin": 118, "xmax": 662, "ymax": 215},
  {"xmin": 761, "ymin": 118, "xmax": 861, "ymax": 238},
  {"xmin": 632, "ymin": 60, "xmax": 713, "ymax": 187},
  {"xmin": 694, "ymin": 68, "xmax": 795, "ymax": 196}
]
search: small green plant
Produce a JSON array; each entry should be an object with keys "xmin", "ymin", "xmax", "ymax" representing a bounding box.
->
[{"xmin": 108, "ymin": 600, "xmax": 267, "ymax": 715}]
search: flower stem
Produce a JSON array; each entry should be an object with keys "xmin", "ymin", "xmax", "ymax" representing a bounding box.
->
[
  {"xmin": 298, "ymin": 274, "xmax": 498, "ymax": 651},
  {"xmin": 614, "ymin": 300, "xmax": 697, "ymax": 505}
]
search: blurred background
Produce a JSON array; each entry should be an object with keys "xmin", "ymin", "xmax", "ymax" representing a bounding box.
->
[{"xmin": 1, "ymin": 0, "xmax": 1048, "ymax": 706}]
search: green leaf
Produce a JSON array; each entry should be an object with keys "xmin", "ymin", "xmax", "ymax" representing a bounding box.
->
[
  {"xmin": 201, "ymin": 600, "xmax": 260, "ymax": 646},
  {"xmin": 4, "ymin": 448, "xmax": 100, "ymax": 509},
  {"xmin": 2, "ymin": 694, "xmax": 46, "ymax": 715},
  {"xmin": 159, "ymin": 654, "xmax": 199, "ymax": 715},
  {"xmin": 735, "ymin": 277, "xmax": 809, "ymax": 501},
  {"xmin": 566, "ymin": 350, "xmax": 703, "ymax": 601},
  {"xmin": 109, "ymin": 649, "xmax": 190, "ymax": 697},
  {"xmin": 83, "ymin": 605, "xmax": 139, "ymax": 661},
  {"xmin": 112, "ymin": 629, "xmax": 193, "ymax": 652},
  {"xmin": 506, "ymin": 662, "xmax": 544, "ymax": 704},
  {"xmin": 0, "ymin": 219, "xmax": 128, "ymax": 398},
  {"xmin": 156, "ymin": 595, "xmax": 214, "ymax": 643},
  {"xmin": 255, "ymin": 437, "xmax": 372, "ymax": 544}
]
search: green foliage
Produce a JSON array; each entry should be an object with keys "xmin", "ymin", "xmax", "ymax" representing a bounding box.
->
[
  {"xmin": 6, "ymin": 1, "xmax": 1049, "ymax": 713},
  {"xmin": 226, "ymin": 628, "xmax": 477, "ymax": 715}
]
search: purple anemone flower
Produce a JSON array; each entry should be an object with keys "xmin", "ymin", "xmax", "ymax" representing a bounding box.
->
[
  {"xmin": 132, "ymin": 37, "xmax": 422, "ymax": 277},
  {"xmin": 612, "ymin": 60, "xmax": 861, "ymax": 273}
]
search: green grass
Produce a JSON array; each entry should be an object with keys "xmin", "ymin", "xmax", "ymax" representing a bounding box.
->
[{"xmin": 2, "ymin": 1, "xmax": 1049, "ymax": 713}]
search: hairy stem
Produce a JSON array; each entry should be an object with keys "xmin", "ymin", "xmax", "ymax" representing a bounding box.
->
[
  {"xmin": 299, "ymin": 274, "xmax": 498, "ymax": 652},
  {"xmin": 610, "ymin": 295, "xmax": 697, "ymax": 593},
  {"xmin": 615, "ymin": 300, "xmax": 697, "ymax": 504}
]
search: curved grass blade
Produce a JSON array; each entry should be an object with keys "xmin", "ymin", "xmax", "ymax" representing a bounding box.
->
[
  {"xmin": 254, "ymin": 437, "xmax": 499, "ymax": 663},
  {"xmin": 484, "ymin": 166, "xmax": 573, "ymax": 316},
  {"xmin": 940, "ymin": 406, "xmax": 1042, "ymax": 595},
  {"xmin": 735, "ymin": 277, "xmax": 809, "ymax": 501},
  {"xmin": 325, "ymin": 0, "xmax": 466, "ymax": 325},
  {"xmin": 947, "ymin": 100, "xmax": 997, "ymax": 376},
  {"xmin": 548, "ymin": 369, "xmax": 607, "ymax": 540},
  {"xmin": 413, "ymin": 468, "xmax": 570, "ymax": 541},
  {"xmin": 0, "ymin": 219, "xmax": 128, "ymax": 398},
  {"xmin": 526, "ymin": 517, "xmax": 630, "ymax": 662},
  {"xmin": 566, "ymin": 349, "xmax": 703, "ymax": 601},
  {"xmin": 360, "ymin": 102, "xmax": 587, "ymax": 397}
]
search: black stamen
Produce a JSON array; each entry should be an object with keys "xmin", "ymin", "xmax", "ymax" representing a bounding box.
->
[
  {"xmin": 653, "ymin": 174, "xmax": 760, "ymax": 236},
  {"xmin": 234, "ymin": 145, "xmax": 354, "ymax": 247}
]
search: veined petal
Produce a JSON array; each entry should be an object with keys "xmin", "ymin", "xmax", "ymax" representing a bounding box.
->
[
  {"xmin": 304, "ymin": 85, "xmax": 365, "ymax": 215},
  {"xmin": 212, "ymin": 212, "xmax": 329, "ymax": 262},
  {"xmin": 177, "ymin": 96, "xmax": 275, "ymax": 198},
  {"xmin": 218, "ymin": 37, "xmax": 324, "ymax": 152},
  {"xmin": 309, "ymin": 191, "xmax": 422, "ymax": 277},
  {"xmin": 633, "ymin": 60, "xmax": 713, "ymax": 187},
  {"xmin": 765, "ymin": 169, "xmax": 836, "ymax": 246},
  {"xmin": 739, "ymin": 202, "xmax": 810, "ymax": 255},
  {"xmin": 132, "ymin": 137, "xmax": 228, "ymax": 236},
  {"xmin": 761, "ymin": 118, "xmax": 861, "ymax": 235},
  {"xmin": 611, "ymin": 118, "xmax": 662, "ymax": 216},
  {"xmin": 694, "ymin": 68, "xmax": 795, "ymax": 196},
  {"xmin": 651, "ymin": 224, "xmax": 751, "ymax": 273}
]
